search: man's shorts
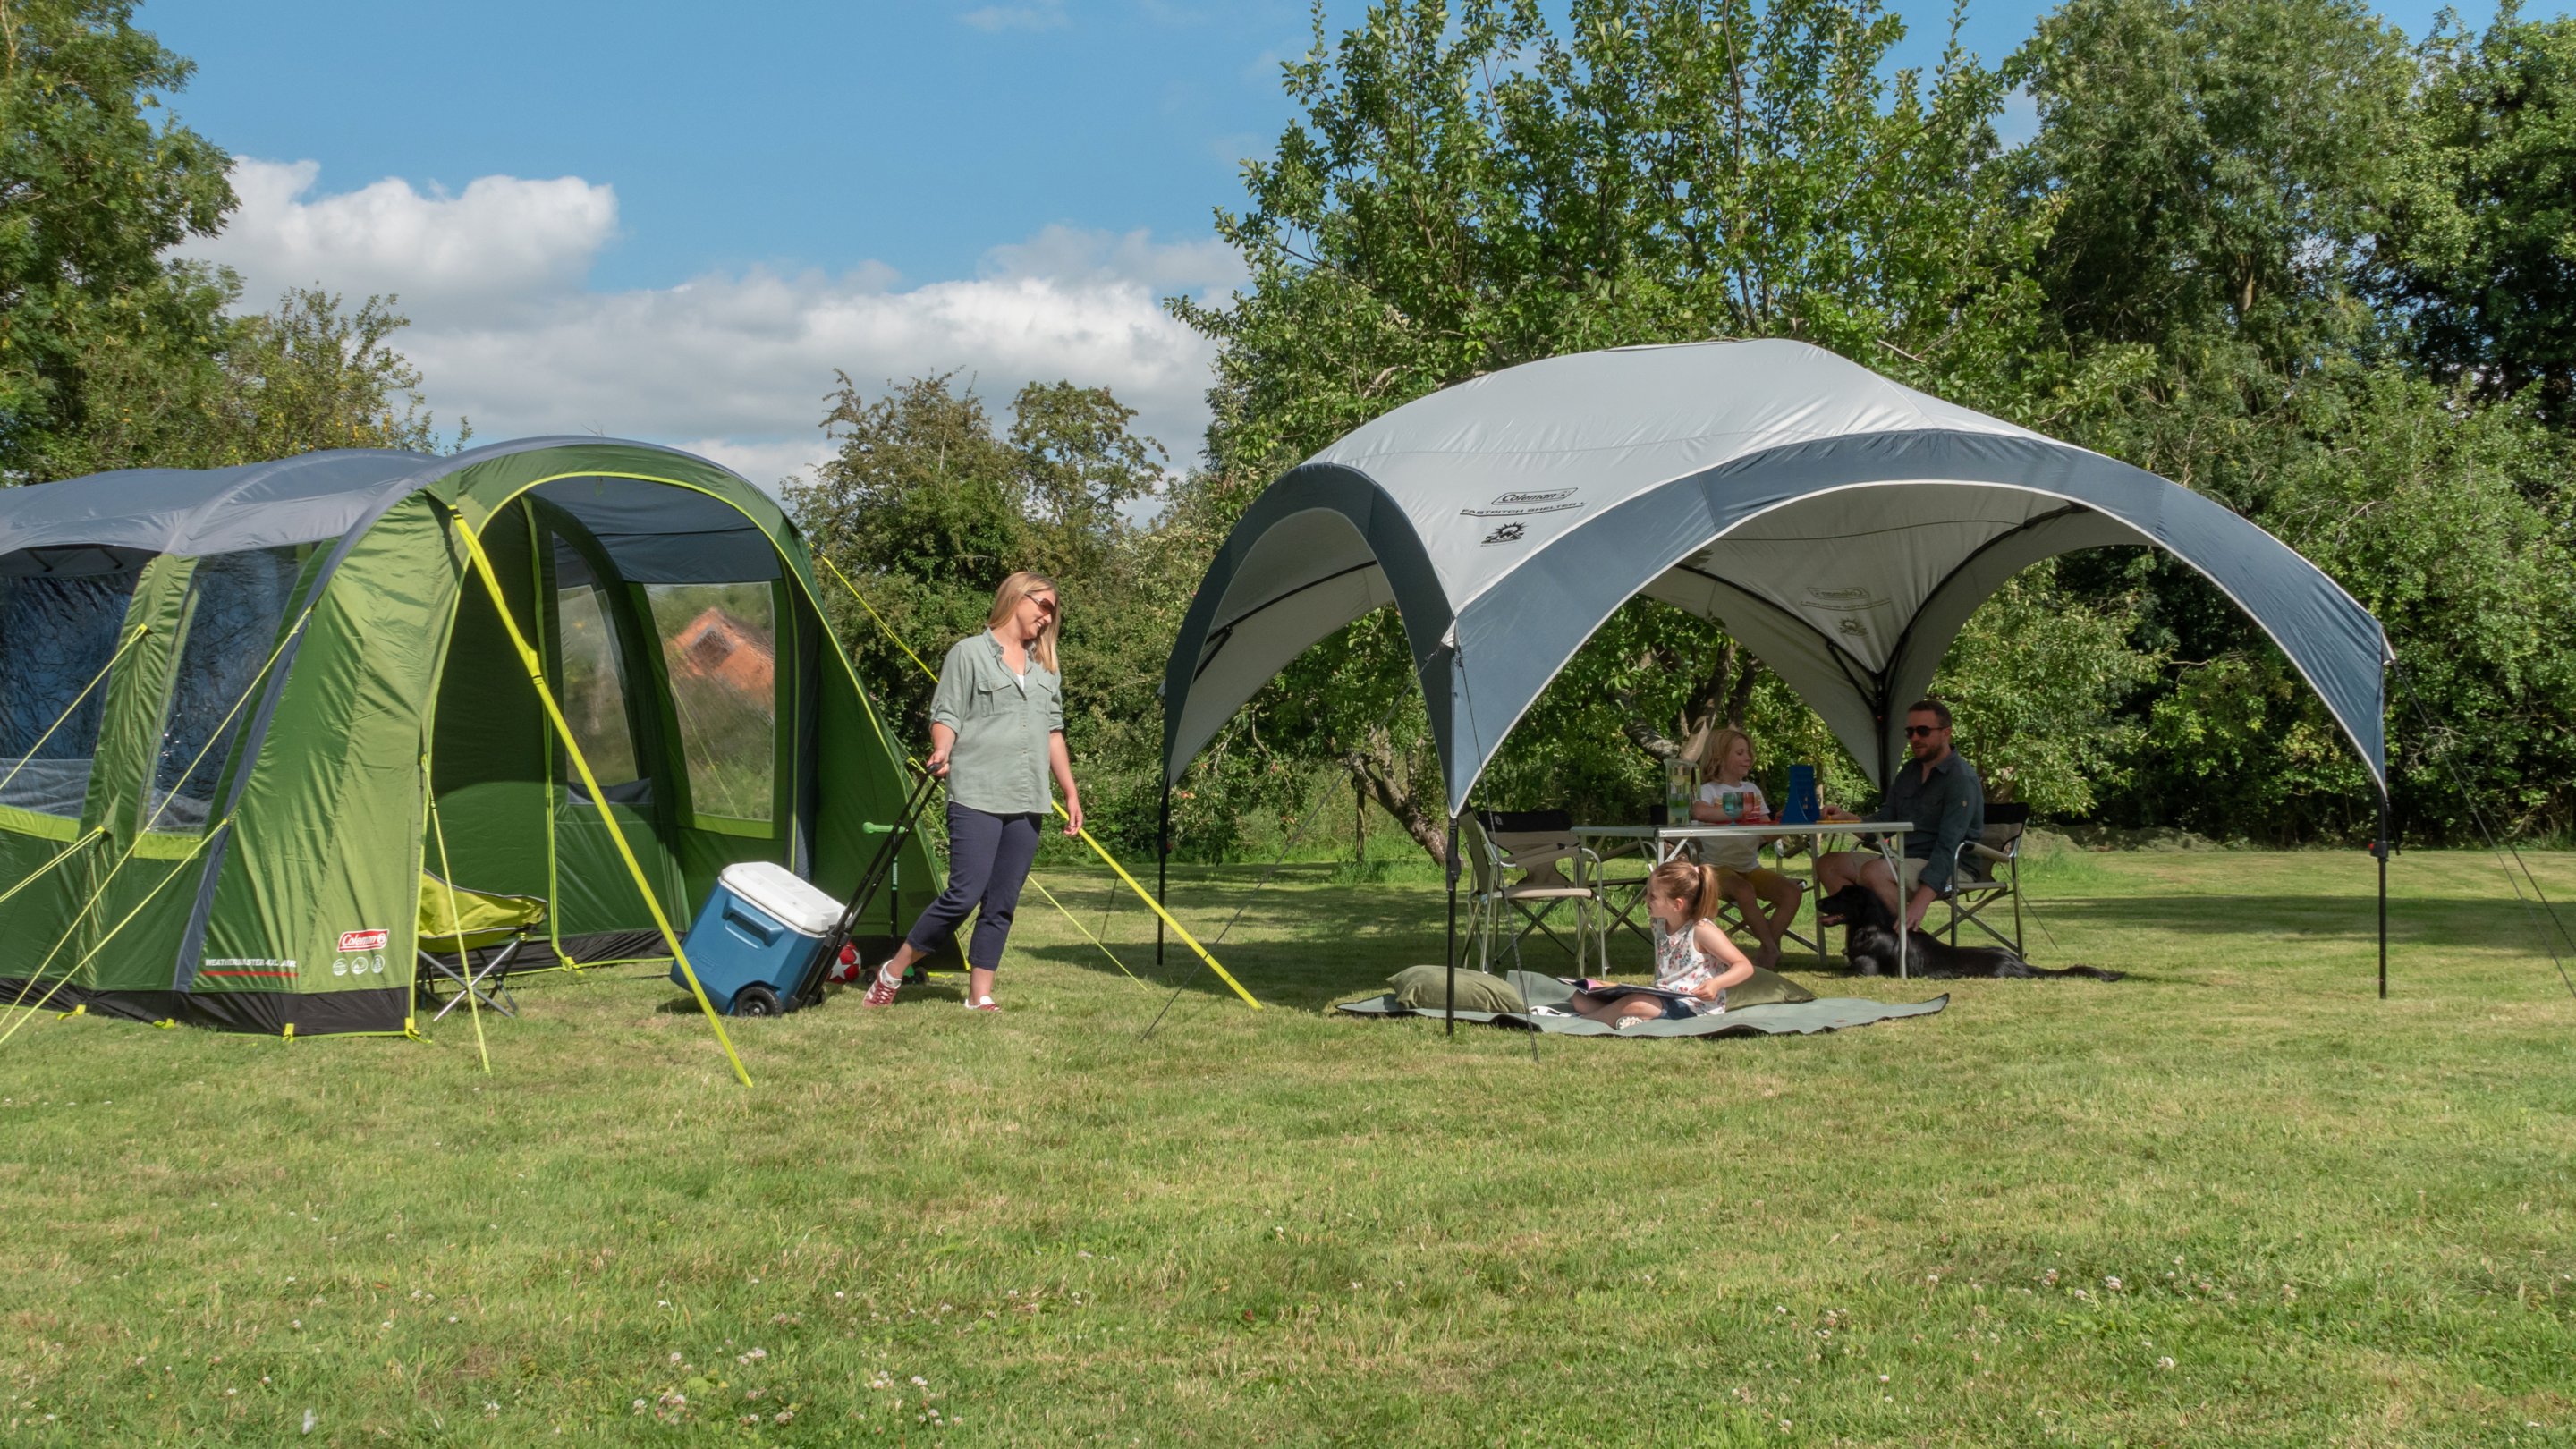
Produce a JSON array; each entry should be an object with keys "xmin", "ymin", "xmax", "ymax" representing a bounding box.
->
[{"xmin": 1837, "ymin": 851, "xmax": 1943, "ymax": 896}]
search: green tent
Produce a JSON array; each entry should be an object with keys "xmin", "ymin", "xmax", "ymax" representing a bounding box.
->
[{"xmin": 0, "ymin": 437, "xmax": 937, "ymax": 1037}]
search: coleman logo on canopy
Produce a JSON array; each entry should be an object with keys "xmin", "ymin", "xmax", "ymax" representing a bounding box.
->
[
  {"xmin": 337, "ymin": 928, "xmax": 389, "ymax": 953},
  {"xmin": 1461, "ymin": 489, "xmax": 1582, "ymax": 519}
]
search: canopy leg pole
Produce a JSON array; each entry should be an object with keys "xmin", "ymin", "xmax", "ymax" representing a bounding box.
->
[
  {"xmin": 2377, "ymin": 791, "xmax": 2391, "ymax": 1001},
  {"xmin": 1445, "ymin": 815, "xmax": 1460, "ymax": 1038},
  {"xmin": 1157, "ymin": 783, "xmax": 1170, "ymax": 969}
]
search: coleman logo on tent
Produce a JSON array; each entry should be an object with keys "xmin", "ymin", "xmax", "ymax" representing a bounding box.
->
[
  {"xmin": 337, "ymin": 928, "xmax": 389, "ymax": 953},
  {"xmin": 1480, "ymin": 521, "xmax": 1528, "ymax": 547},
  {"xmin": 1461, "ymin": 489, "xmax": 1583, "ymax": 519}
]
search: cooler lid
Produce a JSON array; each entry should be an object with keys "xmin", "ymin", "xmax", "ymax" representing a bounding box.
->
[{"xmin": 716, "ymin": 860, "xmax": 842, "ymax": 936}]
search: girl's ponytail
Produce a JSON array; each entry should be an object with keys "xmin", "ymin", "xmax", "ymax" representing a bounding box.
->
[{"xmin": 1648, "ymin": 859, "xmax": 1723, "ymax": 923}]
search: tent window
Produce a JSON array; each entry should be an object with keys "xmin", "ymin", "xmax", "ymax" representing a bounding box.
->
[
  {"xmin": 0, "ymin": 568, "xmax": 140, "ymax": 819},
  {"xmin": 554, "ymin": 573, "xmax": 642, "ymax": 789},
  {"xmin": 646, "ymin": 582, "xmax": 775, "ymax": 824},
  {"xmin": 149, "ymin": 547, "xmax": 303, "ymax": 832}
]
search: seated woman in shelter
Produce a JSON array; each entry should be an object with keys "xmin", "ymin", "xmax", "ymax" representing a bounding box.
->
[
  {"xmin": 1690, "ymin": 727, "xmax": 1801, "ymax": 970},
  {"xmin": 1571, "ymin": 860, "xmax": 1755, "ymax": 1030}
]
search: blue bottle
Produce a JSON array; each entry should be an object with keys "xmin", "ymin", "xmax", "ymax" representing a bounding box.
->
[{"xmin": 1782, "ymin": 764, "xmax": 1820, "ymax": 824}]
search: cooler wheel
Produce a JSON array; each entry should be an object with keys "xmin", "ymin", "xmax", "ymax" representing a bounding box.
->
[{"xmin": 733, "ymin": 984, "xmax": 783, "ymax": 1017}]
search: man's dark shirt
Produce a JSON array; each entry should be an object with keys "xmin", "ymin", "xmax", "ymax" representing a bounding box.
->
[{"xmin": 1881, "ymin": 750, "xmax": 1983, "ymax": 895}]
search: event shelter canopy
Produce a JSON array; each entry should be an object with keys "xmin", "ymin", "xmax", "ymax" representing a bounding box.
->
[
  {"xmin": 0, "ymin": 437, "xmax": 936, "ymax": 1038},
  {"xmin": 1160, "ymin": 341, "xmax": 2393, "ymax": 814}
]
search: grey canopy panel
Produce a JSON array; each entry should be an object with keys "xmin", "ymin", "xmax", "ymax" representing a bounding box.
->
[
  {"xmin": 0, "ymin": 450, "xmax": 442, "ymax": 559},
  {"xmin": 1162, "ymin": 340, "xmax": 2391, "ymax": 814},
  {"xmin": 0, "ymin": 438, "xmax": 779, "ymax": 577}
]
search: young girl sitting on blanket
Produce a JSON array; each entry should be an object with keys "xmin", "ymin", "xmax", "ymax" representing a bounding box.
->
[{"xmin": 1572, "ymin": 859, "xmax": 1757, "ymax": 1030}]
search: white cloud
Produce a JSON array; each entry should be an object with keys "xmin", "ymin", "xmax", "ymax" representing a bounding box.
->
[
  {"xmin": 181, "ymin": 160, "xmax": 1229, "ymax": 484},
  {"xmin": 190, "ymin": 159, "xmax": 616, "ymax": 325},
  {"xmin": 959, "ymin": 1, "xmax": 1069, "ymax": 32}
]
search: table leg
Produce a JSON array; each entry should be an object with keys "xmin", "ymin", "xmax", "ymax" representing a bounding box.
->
[
  {"xmin": 1812, "ymin": 839, "xmax": 1834, "ymax": 964},
  {"xmin": 1877, "ymin": 835, "xmax": 1909, "ymax": 979}
]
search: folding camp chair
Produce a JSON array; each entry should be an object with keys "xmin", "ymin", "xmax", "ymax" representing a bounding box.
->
[
  {"xmin": 1944, "ymin": 801, "xmax": 2029, "ymax": 954},
  {"xmin": 1462, "ymin": 810, "xmax": 1607, "ymax": 975},
  {"xmin": 415, "ymin": 872, "xmax": 548, "ymax": 1021}
]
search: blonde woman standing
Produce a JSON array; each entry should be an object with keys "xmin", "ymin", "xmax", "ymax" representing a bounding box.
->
[{"xmin": 832, "ymin": 572, "xmax": 1082, "ymax": 1012}]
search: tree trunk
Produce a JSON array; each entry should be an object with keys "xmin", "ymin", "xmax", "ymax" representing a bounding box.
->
[
  {"xmin": 1620, "ymin": 636, "xmax": 1765, "ymax": 765},
  {"xmin": 1342, "ymin": 726, "xmax": 1447, "ymax": 865}
]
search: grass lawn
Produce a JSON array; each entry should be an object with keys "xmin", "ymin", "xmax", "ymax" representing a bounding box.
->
[{"xmin": 1, "ymin": 844, "xmax": 2571, "ymax": 1445}]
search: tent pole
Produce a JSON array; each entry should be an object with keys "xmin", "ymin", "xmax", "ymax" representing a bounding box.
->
[
  {"xmin": 1445, "ymin": 814, "xmax": 1461, "ymax": 1038},
  {"xmin": 2377, "ymin": 788, "xmax": 2391, "ymax": 1001},
  {"xmin": 1157, "ymin": 783, "xmax": 1170, "ymax": 968}
]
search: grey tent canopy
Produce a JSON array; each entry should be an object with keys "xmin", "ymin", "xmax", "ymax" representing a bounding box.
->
[{"xmin": 1160, "ymin": 340, "xmax": 2393, "ymax": 814}]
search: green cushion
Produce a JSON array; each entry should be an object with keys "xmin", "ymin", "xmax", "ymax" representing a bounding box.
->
[
  {"xmin": 1726, "ymin": 966, "xmax": 1816, "ymax": 1007},
  {"xmin": 1387, "ymin": 964, "xmax": 1528, "ymax": 1013}
]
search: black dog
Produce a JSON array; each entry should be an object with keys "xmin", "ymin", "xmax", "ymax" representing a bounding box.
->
[{"xmin": 1815, "ymin": 884, "xmax": 2123, "ymax": 981}]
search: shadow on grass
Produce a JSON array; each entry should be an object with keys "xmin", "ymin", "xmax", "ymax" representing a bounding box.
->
[{"xmin": 1016, "ymin": 864, "xmax": 2563, "ymax": 1013}]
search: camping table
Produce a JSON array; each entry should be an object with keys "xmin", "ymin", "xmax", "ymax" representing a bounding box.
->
[{"xmin": 1572, "ymin": 820, "xmax": 1918, "ymax": 979}]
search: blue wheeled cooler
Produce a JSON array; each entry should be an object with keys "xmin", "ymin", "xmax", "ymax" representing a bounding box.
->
[{"xmin": 674, "ymin": 862, "xmax": 844, "ymax": 1016}]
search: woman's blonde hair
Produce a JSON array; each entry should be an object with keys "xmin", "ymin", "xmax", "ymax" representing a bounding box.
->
[
  {"xmin": 1648, "ymin": 860, "xmax": 1723, "ymax": 924},
  {"xmin": 987, "ymin": 571, "xmax": 1062, "ymax": 672},
  {"xmin": 1695, "ymin": 725, "xmax": 1754, "ymax": 781}
]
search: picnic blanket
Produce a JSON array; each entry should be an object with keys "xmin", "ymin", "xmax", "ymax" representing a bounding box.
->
[{"xmin": 1337, "ymin": 969, "xmax": 1946, "ymax": 1038}]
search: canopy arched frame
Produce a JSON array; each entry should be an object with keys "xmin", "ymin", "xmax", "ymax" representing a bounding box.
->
[{"xmin": 1165, "ymin": 428, "xmax": 2393, "ymax": 816}]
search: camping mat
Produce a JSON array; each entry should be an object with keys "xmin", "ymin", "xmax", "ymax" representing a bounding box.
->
[{"xmin": 1338, "ymin": 969, "xmax": 1946, "ymax": 1038}]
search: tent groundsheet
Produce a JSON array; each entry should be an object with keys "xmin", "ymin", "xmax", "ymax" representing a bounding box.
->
[{"xmin": 1338, "ymin": 970, "xmax": 1949, "ymax": 1037}]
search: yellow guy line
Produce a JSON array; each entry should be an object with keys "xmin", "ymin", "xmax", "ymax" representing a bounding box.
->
[
  {"xmin": 0, "ymin": 828, "xmax": 102, "ymax": 911},
  {"xmin": 0, "ymin": 625, "xmax": 145, "ymax": 802},
  {"xmin": 815, "ymin": 555, "xmax": 1258, "ymax": 1010},
  {"xmin": 0, "ymin": 834, "xmax": 217, "ymax": 1048},
  {"xmin": 815, "ymin": 553, "xmax": 938, "ymax": 681},
  {"xmin": 444, "ymin": 506, "xmax": 755, "ymax": 1089},
  {"xmin": 4, "ymin": 606, "xmax": 316, "ymax": 1030}
]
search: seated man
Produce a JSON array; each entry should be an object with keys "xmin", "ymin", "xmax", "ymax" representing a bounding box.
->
[{"xmin": 1814, "ymin": 699, "xmax": 1984, "ymax": 930}]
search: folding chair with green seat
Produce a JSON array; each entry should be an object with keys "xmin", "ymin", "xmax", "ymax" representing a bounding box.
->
[
  {"xmin": 416, "ymin": 872, "xmax": 548, "ymax": 1021},
  {"xmin": 1945, "ymin": 801, "xmax": 2029, "ymax": 954}
]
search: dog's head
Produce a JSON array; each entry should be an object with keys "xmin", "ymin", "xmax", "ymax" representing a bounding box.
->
[{"xmin": 1817, "ymin": 884, "xmax": 1897, "ymax": 932}]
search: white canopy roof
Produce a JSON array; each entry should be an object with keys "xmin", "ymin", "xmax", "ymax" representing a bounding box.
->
[{"xmin": 1161, "ymin": 340, "xmax": 2390, "ymax": 812}]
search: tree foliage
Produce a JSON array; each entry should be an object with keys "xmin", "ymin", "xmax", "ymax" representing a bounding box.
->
[{"xmin": 0, "ymin": 0, "xmax": 234, "ymax": 479}]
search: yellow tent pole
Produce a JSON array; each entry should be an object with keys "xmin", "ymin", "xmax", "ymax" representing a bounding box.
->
[
  {"xmin": 812, "ymin": 554, "xmax": 1258, "ymax": 1008},
  {"xmin": 423, "ymin": 775, "xmax": 491, "ymax": 1074},
  {"xmin": 1061, "ymin": 811, "xmax": 1259, "ymax": 1009},
  {"xmin": 442, "ymin": 505, "xmax": 754, "ymax": 1089}
]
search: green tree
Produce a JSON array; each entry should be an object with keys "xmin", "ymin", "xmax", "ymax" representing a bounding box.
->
[
  {"xmin": 2013, "ymin": 0, "xmax": 2414, "ymax": 369},
  {"xmin": 53, "ymin": 286, "xmax": 454, "ymax": 475},
  {"xmin": 0, "ymin": 0, "xmax": 235, "ymax": 480},
  {"xmin": 1173, "ymin": 0, "xmax": 2076, "ymax": 858},
  {"xmin": 2372, "ymin": 4, "xmax": 2576, "ymax": 426},
  {"xmin": 790, "ymin": 374, "xmax": 1175, "ymax": 852}
]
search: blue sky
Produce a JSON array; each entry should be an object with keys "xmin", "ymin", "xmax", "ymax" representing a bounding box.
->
[{"xmin": 148, "ymin": 0, "xmax": 2555, "ymax": 481}]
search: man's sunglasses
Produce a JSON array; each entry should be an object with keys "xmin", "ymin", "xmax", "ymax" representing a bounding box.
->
[{"xmin": 1903, "ymin": 724, "xmax": 1946, "ymax": 738}]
